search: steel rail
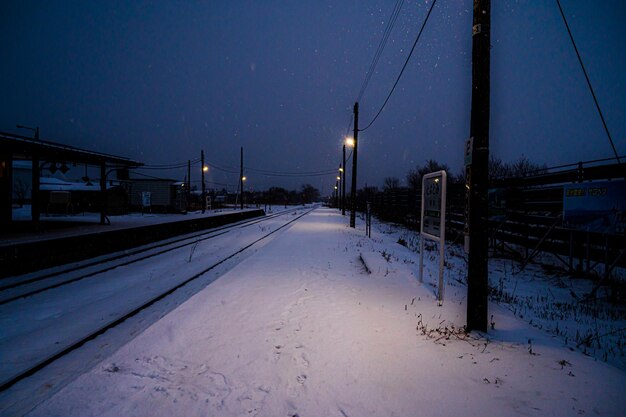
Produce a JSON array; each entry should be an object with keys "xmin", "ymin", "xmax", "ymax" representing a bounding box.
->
[{"xmin": 0, "ymin": 206, "xmax": 316, "ymax": 392}]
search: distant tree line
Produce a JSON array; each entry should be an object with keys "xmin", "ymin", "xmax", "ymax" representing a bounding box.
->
[
  {"xmin": 382, "ymin": 155, "xmax": 547, "ymax": 191},
  {"xmin": 261, "ymin": 184, "xmax": 320, "ymax": 205}
]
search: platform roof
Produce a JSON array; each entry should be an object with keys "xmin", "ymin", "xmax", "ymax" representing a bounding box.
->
[{"xmin": 0, "ymin": 131, "xmax": 143, "ymax": 167}]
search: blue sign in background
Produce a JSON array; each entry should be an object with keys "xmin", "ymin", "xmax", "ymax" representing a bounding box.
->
[{"xmin": 563, "ymin": 180, "xmax": 626, "ymax": 234}]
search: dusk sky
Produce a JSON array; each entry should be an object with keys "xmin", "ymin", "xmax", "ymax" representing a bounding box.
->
[{"xmin": 1, "ymin": 0, "xmax": 625, "ymax": 193}]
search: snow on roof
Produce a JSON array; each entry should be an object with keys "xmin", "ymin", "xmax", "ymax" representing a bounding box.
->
[{"xmin": 40, "ymin": 177, "xmax": 113, "ymax": 191}]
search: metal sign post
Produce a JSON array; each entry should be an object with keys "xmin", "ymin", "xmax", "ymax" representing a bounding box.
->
[
  {"xmin": 419, "ymin": 170, "xmax": 447, "ymax": 305},
  {"xmin": 365, "ymin": 201, "xmax": 372, "ymax": 237}
]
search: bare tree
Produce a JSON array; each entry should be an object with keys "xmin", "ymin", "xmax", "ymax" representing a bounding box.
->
[
  {"xmin": 489, "ymin": 155, "xmax": 547, "ymax": 180},
  {"xmin": 383, "ymin": 176, "xmax": 400, "ymax": 190},
  {"xmin": 406, "ymin": 159, "xmax": 453, "ymax": 189}
]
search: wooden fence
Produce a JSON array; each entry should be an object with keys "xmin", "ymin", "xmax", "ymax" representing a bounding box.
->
[{"xmin": 353, "ymin": 160, "xmax": 626, "ymax": 277}]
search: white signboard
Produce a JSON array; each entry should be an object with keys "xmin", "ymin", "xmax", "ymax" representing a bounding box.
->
[
  {"xmin": 419, "ymin": 170, "xmax": 447, "ymax": 305},
  {"xmin": 422, "ymin": 174, "xmax": 444, "ymax": 238}
]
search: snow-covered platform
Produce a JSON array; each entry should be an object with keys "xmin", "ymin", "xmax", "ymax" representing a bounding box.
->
[
  {"xmin": 25, "ymin": 207, "xmax": 626, "ymax": 417},
  {"xmin": 0, "ymin": 208, "xmax": 264, "ymax": 277}
]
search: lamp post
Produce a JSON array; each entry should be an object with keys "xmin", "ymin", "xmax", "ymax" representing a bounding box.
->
[
  {"xmin": 344, "ymin": 135, "xmax": 355, "ymax": 224},
  {"xmin": 342, "ymin": 141, "xmax": 348, "ymax": 216},
  {"xmin": 201, "ymin": 150, "xmax": 207, "ymax": 213},
  {"xmin": 339, "ymin": 165, "xmax": 345, "ymax": 215},
  {"xmin": 241, "ymin": 176, "xmax": 247, "ymax": 208},
  {"xmin": 336, "ymin": 173, "xmax": 342, "ymax": 210},
  {"xmin": 350, "ymin": 102, "xmax": 359, "ymax": 228},
  {"xmin": 240, "ymin": 147, "xmax": 244, "ymax": 210}
]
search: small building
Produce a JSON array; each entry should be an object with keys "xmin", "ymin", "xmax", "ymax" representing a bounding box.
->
[{"xmin": 128, "ymin": 178, "xmax": 181, "ymax": 212}]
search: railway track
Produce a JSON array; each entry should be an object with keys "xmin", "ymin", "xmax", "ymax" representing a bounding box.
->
[
  {"xmin": 0, "ymin": 206, "xmax": 316, "ymax": 393},
  {"xmin": 0, "ymin": 207, "xmax": 304, "ymax": 304}
]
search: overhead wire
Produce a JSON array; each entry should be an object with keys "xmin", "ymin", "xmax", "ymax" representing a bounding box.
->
[
  {"xmin": 359, "ymin": 0, "xmax": 438, "ymax": 132},
  {"xmin": 246, "ymin": 167, "xmax": 337, "ymax": 175},
  {"xmin": 141, "ymin": 158, "xmax": 201, "ymax": 169},
  {"xmin": 139, "ymin": 157, "xmax": 341, "ymax": 180},
  {"xmin": 555, "ymin": 0, "xmax": 621, "ymax": 164},
  {"xmin": 356, "ymin": 0, "xmax": 405, "ymax": 103},
  {"xmin": 132, "ymin": 171, "xmax": 179, "ymax": 180},
  {"xmin": 346, "ymin": 113, "xmax": 354, "ymax": 136}
]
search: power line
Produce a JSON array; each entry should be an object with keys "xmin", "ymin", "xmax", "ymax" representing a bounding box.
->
[
  {"xmin": 346, "ymin": 113, "xmax": 354, "ymax": 136},
  {"xmin": 205, "ymin": 161, "xmax": 240, "ymax": 174},
  {"xmin": 360, "ymin": 0, "xmax": 438, "ymax": 132},
  {"xmin": 356, "ymin": 0, "xmax": 405, "ymax": 103},
  {"xmin": 555, "ymin": 0, "xmax": 621, "ymax": 164},
  {"xmin": 142, "ymin": 158, "xmax": 201, "ymax": 169},
  {"xmin": 132, "ymin": 171, "xmax": 180, "ymax": 180},
  {"xmin": 246, "ymin": 167, "xmax": 336, "ymax": 175},
  {"xmin": 143, "ymin": 156, "xmax": 340, "ymax": 179},
  {"xmin": 250, "ymin": 171, "xmax": 338, "ymax": 178},
  {"xmin": 205, "ymin": 160, "xmax": 338, "ymax": 178}
]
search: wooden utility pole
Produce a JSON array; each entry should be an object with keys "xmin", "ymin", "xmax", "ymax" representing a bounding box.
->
[
  {"xmin": 240, "ymin": 147, "xmax": 244, "ymax": 210},
  {"xmin": 350, "ymin": 102, "xmax": 359, "ymax": 228},
  {"xmin": 201, "ymin": 150, "xmax": 206, "ymax": 214},
  {"xmin": 466, "ymin": 0, "xmax": 490, "ymax": 332},
  {"xmin": 187, "ymin": 159, "xmax": 191, "ymax": 210},
  {"xmin": 339, "ymin": 163, "xmax": 343, "ymax": 212},
  {"xmin": 32, "ymin": 127, "xmax": 40, "ymax": 228},
  {"xmin": 342, "ymin": 144, "xmax": 346, "ymax": 216},
  {"xmin": 100, "ymin": 162, "xmax": 107, "ymax": 225}
]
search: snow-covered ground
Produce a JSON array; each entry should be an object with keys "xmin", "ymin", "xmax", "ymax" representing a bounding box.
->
[
  {"xmin": 15, "ymin": 207, "xmax": 625, "ymax": 416},
  {"xmin": 386, "ymin": 222, "xmax": 626, "ymax": 371}
]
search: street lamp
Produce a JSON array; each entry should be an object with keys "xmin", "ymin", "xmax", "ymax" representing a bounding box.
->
[
  {"xmin": 240, "ymin": 176, "xmax": 247, "ymax": 208},
  {"xmin": 343, "ymin": 136, "xmax": 355, "ymax": 218},
  {"xmin": 349, "ymin": 102, "xmax": 359, "ymax": 228},
  {"xmin": 201, "ymin": 150, "xmax": 206, "ymax": 213}
]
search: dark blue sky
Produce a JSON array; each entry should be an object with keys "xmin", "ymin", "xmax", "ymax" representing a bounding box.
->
[{"xmin": 1, "ymin": 1, "xmax": 624, "ymax": 193}]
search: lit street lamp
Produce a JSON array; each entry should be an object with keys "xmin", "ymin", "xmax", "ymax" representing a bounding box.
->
[
  {"xmin": 201, "ymin": 150, "xmax": 206, "ymax": 213},
  {"xmin": 339, "ymin": 166, "xmax": 344, "ymax": 213},
  {"xmin": 241, "ymin": 176, "xmax": 247, "ymax": 208},
  {"xmin": 349, "ymin": 102, "xmax": 359, "ymax": 228},
  {"xmin": 344, "ymin": 135, "xmax": 355, "ymax": 220}
]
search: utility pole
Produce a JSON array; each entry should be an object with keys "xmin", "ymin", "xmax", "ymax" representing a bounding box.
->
[
  {"xmin": 466, "ymin": 0, "xmax": 490, "ymax": 332},
  {"xmin": 338, "ymin": 164, "xmax": 343, "ymax": 212},
  {"xmin": 100, "ymin": 162, "xmax": 107, "ymax": 225},
  {"xmin": 32, "ymin": 127, "xmax": 40, "ymax": 227},
  {"xmin": 342, "ymin": 144, "xmax": 346, "ymax": 216},
  {"xmin": 240, "ymin": 147, "xmax": 244, "ymax": 210},
  {"xmin": 201, "ymin": 150, "xmax": 206, "ymax": 214},
  {"xmin": 187, "ymin": 159, "xmax": 191, "ymax": 210},
  {"xmin": 350, "ymin": 102, "xmax": 359, "ymax": 228}
]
